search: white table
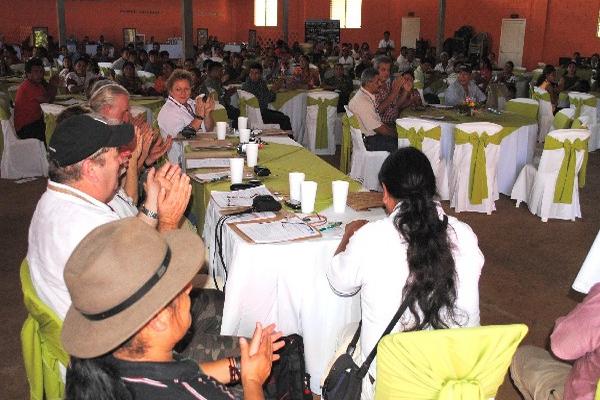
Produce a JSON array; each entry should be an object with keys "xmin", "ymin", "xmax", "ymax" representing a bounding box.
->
[
  {"xmin": 270, "ymin": 91, "xmax": 308, "ymax": 144},
  {"xmin": 203, "ymin": 200, "xmax": 384, "ymax": 393},
  {"xmin": 573, "ymin": 230, "xmax": 600, "ymax": 294}
]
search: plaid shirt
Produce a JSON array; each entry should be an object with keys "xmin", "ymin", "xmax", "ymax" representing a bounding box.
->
[{"xmin": 375, "ymin": 80, "xmax": 399, "ymax": 124}]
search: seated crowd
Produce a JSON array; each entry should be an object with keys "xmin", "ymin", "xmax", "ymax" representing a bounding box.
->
[{"xmin": 3, "ymin": 33, "xmax": 599, "ymax": 400}]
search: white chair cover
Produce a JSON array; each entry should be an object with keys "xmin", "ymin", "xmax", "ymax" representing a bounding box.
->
[
  {"xmin": 1, "ymin": 110, "xmax": 48, "ymax": 179},
  {"xmin": 533, "ymin": 87, "xmax": 554, "ymax": 142},
  {"xmin": 345, "ymin": 106, "xmax": 389, "ymax": 191},
  {"xmin": 136, "ymin": 70, "xmax": 156, "ymax": 89},
  {"xmin": 237, "ymin": 89, "xmax": 280, "ymax": 130},
  {"xmin": 450, "ymin": 122, "xmax": 503, "ymax": 214},
  {"xmin": 305, "ymin": 91, "xmax": 338, "ymax": 155},
  {"xmin": 396, "ymin": 117, "xmax": 449, "ymax": 200},
  {"xmin": 552, "ymin": 107, "xmax": 575, "ymax": 130},
  {"xmin": 97, "ymin": 62, "xmax": 113, "ymax": 77},
  {"xmin": 511, "ymin": 129, "xmax": 590, "ymax": 222},
  {"xmin": 568, "ymin": 92, "xmax": 599, "ymax": 151},
  {"xmin": 9, "ymin": 63, "xmax": 25, "ymax": 74}
]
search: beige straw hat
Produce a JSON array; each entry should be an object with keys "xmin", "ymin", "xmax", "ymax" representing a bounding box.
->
[{"xmin": 61, "ymin": 217, "xmax": 204, "ymax": 358}]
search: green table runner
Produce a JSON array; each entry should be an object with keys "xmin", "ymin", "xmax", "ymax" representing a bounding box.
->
[
  {"xmin": 400, "ymin": 107, "xmax": 537, "ymax": 141},
  {"xmin": 189, "ymin": 142, "xmax": 361, "ymax": 234}
]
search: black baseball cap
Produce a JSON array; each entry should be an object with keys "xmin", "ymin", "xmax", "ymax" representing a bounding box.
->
[{"xmin": 49, "ymin": 114, "xmax": 134, "ymax": 167}]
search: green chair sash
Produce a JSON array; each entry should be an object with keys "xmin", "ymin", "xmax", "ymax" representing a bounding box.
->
[
  {"xmin": 340, "ymin": 114, "xmax": 360, "ymax": 173},
  {"xmin": 239, "ymin": 95, "xmax": 260, "ymax": 118},
  {"xmin": 455, "ymin": 129, "xmax": 504, "ymax": 205},
  {"xmin": 505, "ymin": 101, "xmax": 539, "ymax": 120},
  {"xmin": 307, "ymin": 96, "xmax": 338, "ymax": 149},
  {"xmin": 20, "ymin": 259, "xmax": 68, "ymax": 400},
  {"xmin": 570, "ymin": 96, "xmax": 597, "ymax": 119},
  {"xmin": 210, "ymin": 107, "xmax": 228, "ymax": 123},
  {"xmin": 532, "ymin": 90, "xmax": 551, "ymax": 103},
  {"xmin": 414, "ymin": 79, "xmax": 424, "ymax": 90},
  {"xmin": 0, "ymin": 94, "xmax": 10, "ymax": 120},
  {"xmin": 43, "ymin": 112, "xmax": 58, "ymax": 145},
  {"xmin": 544, "ymin": 135, "xmax": 589, "ymax": 204},
  {"xmin": 552, "ymin": 112, "xmax": 573, "ymax": 130},
  {"xmin": 375, "ymin": 324, "xmax": 528, "ymax": 400},
  {"xmin": 571, "ymin": 118, "xmax": 588, "ymax": 129},
  {"xmin": 396, "ymin": 125, "xmax": 441, "ymax": 151}
]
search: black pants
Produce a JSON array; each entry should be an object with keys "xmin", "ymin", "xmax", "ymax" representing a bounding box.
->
[
  {"xmin": 262, "ymin": 109, "xmax": 292, "ymax": 131},
  {"xmin": 16, "ymin": 118, "xmax": 46, "ymax": 146},
  {"xmin": 364, "ymin": 133, "xmax": 398, "ymax": 153},
  {"xmin": 226, "ymin": 105, "xmax": 241, "ymax": 128}
]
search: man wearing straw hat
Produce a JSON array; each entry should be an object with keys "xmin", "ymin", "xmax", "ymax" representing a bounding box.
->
[{"xmin": 62, "ymin": 218, "xmax": 282, "ymax": 399}]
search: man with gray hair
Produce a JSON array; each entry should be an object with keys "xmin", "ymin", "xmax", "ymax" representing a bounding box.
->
[{"xmin": 348, "ymin": 68, "xmax": 398, "ymax": 153}]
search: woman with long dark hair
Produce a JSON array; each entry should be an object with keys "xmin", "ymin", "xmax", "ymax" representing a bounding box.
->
[
  {"xmin": 535, "ymin": 64, "xmax": 559, "ymax": 111},
  {"xmin": 327, "ymin": 147, "xmax": 484, "ymax": 399}
]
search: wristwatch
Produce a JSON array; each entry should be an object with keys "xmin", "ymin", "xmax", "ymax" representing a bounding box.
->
[{"xmin": 140, "ymin": 205, "xmax": 158, "ymax": 220}]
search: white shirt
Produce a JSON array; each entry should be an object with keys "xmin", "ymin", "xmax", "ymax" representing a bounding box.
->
[
  {"xmin": 339, "ymin": 55, "xmax": 355, "ymax": 69},
  {"xmin": 157, "ymin": 97, "xmax": 205, "ymax": 165},
  {"xmin": 327, "ymin": 206, "xmax": 484, "ymax": 379},
  {"xmin": 108, "ymin": 187, "xmax": 138, "ymax": 218},
  {"xmin": 27, "ymin": 181, "xmax": 119, "ymax": 319},
  {"xmin": 378, "ymin": 39, "xmax": 395, "ymax": 49},
  {"xmin": 65, "ymin": 71, "xmax": 97, "ymax": 92},
  {"xmin": 434, "ymin": 62, "xmax": 454, "ymax": 74},
  {"xmin": 348, "ymin": 88, "xmax": 381, "ymax": 136}
]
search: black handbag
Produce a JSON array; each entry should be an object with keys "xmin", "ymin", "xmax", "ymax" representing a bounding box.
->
[{"xmin": 322, "ymin": 297, "xmax": 411, "ymax": 400}]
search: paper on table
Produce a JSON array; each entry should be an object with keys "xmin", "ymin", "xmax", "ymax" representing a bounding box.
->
[
  {"xmin": 226, "ymin": 212, "xmax": 276, "ymax": 222},
  {"xmin": 186, "ymin": 158, "xmax": 231, "ymax": 169},
  {"xmin": 233, "ymin": 216, "xmax": 320, "ymax": 244},
  {"xmin": 211, "ymin": 186, "xmax": 273, "ymax": 208},
  {"xmin": 55, "ymin": 98, "xmax": 82, "ymax": 106},
  {"xmin": 193, "ymin": 171, "xmax": 230, "ymax": 183}
]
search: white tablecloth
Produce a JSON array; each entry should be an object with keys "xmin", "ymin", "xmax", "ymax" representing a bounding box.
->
[
  {"xmin": 144, "ymin": 43, "xmax": 183, "ymax": 60},
  {"xmin": 573, "ymin": 230, "xmax": 600, "ymax": 294},
  {"xmin": 270, "ymin": 92, "xmax": 308, "ymax": 144},
  {"xmin": 434, "ymin": 121, "xmax": 537, "ymax": 195},
  {"xmin": 203, "ymin": 201, "xmax": 385, "ymax": 393}
]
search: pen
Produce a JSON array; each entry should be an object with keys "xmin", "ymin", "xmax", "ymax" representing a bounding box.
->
[{"xmin": 318, "ymin": 222, "xmax": 343, "ymax": 232}]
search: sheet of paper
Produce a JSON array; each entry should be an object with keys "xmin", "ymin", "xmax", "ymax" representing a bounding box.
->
[
  {"xmin": 56, "ymin": 98, "xmax": 82, "ymax": 106},
  {"xmin": 227, "ymin": 212, "xmax": 276, "ymax": 222},
  {"xmin": 234, "ymin": 217, "xmax": 320, "ymax": 244},
  {"xmin": 186, "ymin": 158, "xmax": 231, "ymax": 169},
  {"xmin": 193, "ymin": 171, "xmax": 229, "ymax": 183},
  {"xmin": 211, "ymin": 186, "xmax": 273, "ymax": 208}
]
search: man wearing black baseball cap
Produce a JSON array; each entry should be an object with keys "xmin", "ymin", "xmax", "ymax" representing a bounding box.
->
[{"xmin": 28, "ymin": 114, "xmax": 191, "ymax": 321}]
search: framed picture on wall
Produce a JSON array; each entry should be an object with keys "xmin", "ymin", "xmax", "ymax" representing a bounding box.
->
[
  {"xmin": 248, "ymin": 29, "xmax": 257, "ymax": 48},
  {"xmin": 197, "ymin": 28, "xmax": 208, "ymax": 47},
  {"xmin": 123, "ymin": 28, "xmax": 136, "ymax": 46},
  {"xmin": 32, "ymin": 27, "xmax": 48, "ymax": 48}
]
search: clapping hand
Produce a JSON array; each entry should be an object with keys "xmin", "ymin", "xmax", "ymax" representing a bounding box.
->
[
  {"xmin": 240, "ymin": 323, "xmax": 284, "ymax": 388},
  {"xmin": 146, "ymin": 135, "xmax": 173, "ymax": 166},
  {"xmin": 157, "ymin": 167, "xmax": 191, "ymax": 231}
]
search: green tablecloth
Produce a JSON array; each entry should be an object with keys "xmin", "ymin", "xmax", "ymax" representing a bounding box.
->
[
  {"xmin": 129, "ymin": 96, "xmax": 165, "ymax": 129},
  {"xmin": 189, "ymin": 142, "xmax": 362, "ymax": 234}
]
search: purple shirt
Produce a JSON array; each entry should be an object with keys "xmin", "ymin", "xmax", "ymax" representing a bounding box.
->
[{"xmin": 551, "ymin": 283, "xmax": 600, "ymax": 399}]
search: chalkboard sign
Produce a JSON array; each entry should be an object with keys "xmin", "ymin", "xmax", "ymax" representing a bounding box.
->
[{"xmin": 305, "ymin": 20, "xmax": 340, "ymax": 44}]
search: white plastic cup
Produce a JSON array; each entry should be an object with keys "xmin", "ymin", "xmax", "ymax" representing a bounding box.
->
[
  {"xmin": 245, "ymin": 143, "xmax": 259, "ymax": 167},
  {"xmin": 332, "ymin": 180, "xmax": 350, "ymax": 213},
  {"xmin": 289, "ymin": 172, "xmax": 305, "ymax": 202},
  {"xmin": 239, "ymin": 128, "xmax": 251, "ymax": 143},
  {"xmin": 216, "ymin": 121, "xmax": 227, "ymax": 140},
  {"xmin": 238, "ymin": 116, "xmax": 248, "ymax": 130},
  {"xmin": 229, "ymin": 158, "xmax": 245, "ymax": 184},
  {"xmin": 301, "ymin": 181, "xmax": 318, "ymax": 214}
]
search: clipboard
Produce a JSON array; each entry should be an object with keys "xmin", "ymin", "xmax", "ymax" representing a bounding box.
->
[{"xmin": 228, "ymin": 215, "xmax": 322, "ymax": 244}]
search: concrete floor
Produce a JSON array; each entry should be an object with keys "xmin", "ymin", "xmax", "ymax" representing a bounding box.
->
[{"xmin": 1, "ymin": 151, "xmax": 598, "ymax": 399}]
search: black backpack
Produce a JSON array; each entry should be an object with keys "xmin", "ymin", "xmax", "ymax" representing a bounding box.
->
[{"xmin": 265, "ymin": 334, "xmax": 313, "ymax": 400}]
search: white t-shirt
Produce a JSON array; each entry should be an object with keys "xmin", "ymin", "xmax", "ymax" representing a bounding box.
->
[
  {"xmin": 157, "ymin": 97, "xmax": 206, "ymax": 165},
  {"xmin": 27, "ymin": 181, "xmax": 119, "ymax": 319},
  {"xmin": 378, "ymin": 39, "xmax": 395, "ymax": 49},
  {"xmin": 108, "ymin": 187, "xmax": 138, "ymax": 218},
  {"xmin": 339, "ymin": 55, "xmax": 355, "ymax": 69},
  {"xmin": 327, "ymin": 206, "xmax": 484, "ymax": 379}
]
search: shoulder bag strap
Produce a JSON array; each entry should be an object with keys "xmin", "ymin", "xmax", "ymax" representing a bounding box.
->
[{"xmin": 356, "ymin": 296, "xmax": 412, "ymax": 378}]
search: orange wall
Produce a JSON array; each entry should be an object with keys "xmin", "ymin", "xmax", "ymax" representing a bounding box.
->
[{"xmin": 1, "ymin": 0, "xmax": 599, "ymax": 68}]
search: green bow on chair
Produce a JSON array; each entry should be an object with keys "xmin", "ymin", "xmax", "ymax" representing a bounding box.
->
[
  {"xmin": 438, "ymin": 379, "xmax": 485, "ymax": 400},
  {"xmin": 210, "ymin": 107, "xmax": 228, "ymax": 123},
  {"xmin": 396, "ymin": 125, "xmax": 441, "ymax": 151},
  {"xmin": 552, "ymin": 112, "xmax": 573, "ymax": 130},
  {"xmin": 340, "ymin": 114, "xmax": 360, "ymax": 173},
  {"xmin": 532, "ymin": 91, "xmax": 551, "ymax": 103},
  {"xmin": 569, "ymin": 96, "xmax": 597, "ymax": 119},
  {"xmin": 239, "ymin": 95, "xmax": 260, "ymax": 118},
  {"xmin": 455, "ymin": 129, "xmax": 503, "ymax": 205},
  {"xmin": 544, "ymin": 135, "xmax": 589, "ymax": 204},
  {"xmin": 307, "ymin": 96, "xmax": 338, "ymax": 149},
  {"xmin": 505, "ymin": 101, "xmax": 539, "ymax": 120}
]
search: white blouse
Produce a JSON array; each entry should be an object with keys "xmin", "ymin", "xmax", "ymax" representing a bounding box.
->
[
  {"xmin": 327, "ymin": 206, "xmax": 484, "ymax": 379},
  {"xmin": 157, "ymin": 97, "xmax": 205, "ymax": 166}
]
